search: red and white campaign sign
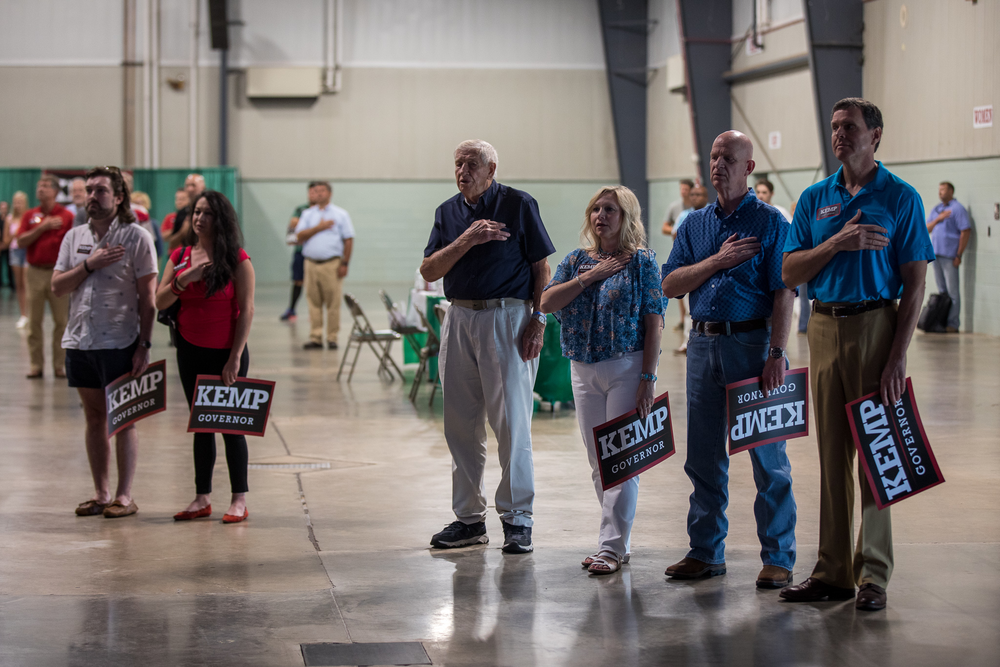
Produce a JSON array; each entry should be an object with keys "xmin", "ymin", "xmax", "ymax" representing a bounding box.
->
[
  {"xmin": 187, "ymin": 375, "xmax": 276, "ymax": 437},
  {"xmin": 593, "ymin": 392, "xmax": 676, "ymax": 491},
  {"xmin": 105, "ymin": 360, "xmax": 167, "ymax": 438},
  {"xmin": 845, "ymin": 378, "xmax": 944, "ymax": 509}
]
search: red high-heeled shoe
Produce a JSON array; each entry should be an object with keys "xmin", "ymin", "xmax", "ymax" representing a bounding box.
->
[
  {"xmin": 173, "ymin": 505, "xmax": 212, "ymax": 521},
  {"xmin": 222, "ymin": 508, "xmax": 249, "ymax": 524}
]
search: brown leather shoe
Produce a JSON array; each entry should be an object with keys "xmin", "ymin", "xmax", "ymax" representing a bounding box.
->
[
  {"xmin": 756, "ymin": 565, "xmax": 793, "ymax": 589},
  {"xmin": 103, "ymin": 500, "xmax": 138, "ymax": 518},
  {"xmin": 779, "ymin": 577, "xmax": 854, "ymax": 602},
  {"xmin": 75, "ymin": 499, "xmax": 107, "ymax": 516},
  {"xmin": 856, "ymin": 583, "xmax": 887, "ymax": 611},
  {"xmin": 665, "ymin": 557, "xmax": 726, "ymax": 579}
]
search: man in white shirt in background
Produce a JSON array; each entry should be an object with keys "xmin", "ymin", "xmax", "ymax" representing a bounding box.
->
[{"xmin": 295, "ymin": 181, "xmax": 355, "ymax": 350}]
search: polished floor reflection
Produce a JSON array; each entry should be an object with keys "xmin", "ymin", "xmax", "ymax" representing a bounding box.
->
[{"xmin": 1, "ymin": 285, "xmax": 997, "ymax": 666}]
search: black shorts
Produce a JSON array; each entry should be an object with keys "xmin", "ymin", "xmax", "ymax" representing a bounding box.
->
[
  {"xmin": 65, "ymin": 338, "xmax": 139, "ymax": 389},
  {"xmin": 291, "ymin": 248, "xmax": 305, "ymax": 282}
]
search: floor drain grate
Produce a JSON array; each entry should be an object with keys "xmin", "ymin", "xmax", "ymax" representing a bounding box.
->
[
  {"xmin": 301, "ymin": 641, "xmax": 431, "ymax": 666},
  {"xmin": 248, "ymin": 462, "xmax": 331, "ymax": 470}
]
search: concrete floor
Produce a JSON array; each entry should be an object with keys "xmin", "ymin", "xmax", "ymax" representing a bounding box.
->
[{"xmin": 1, "ymin": 284, "xmax": 998, "ymax": 667}]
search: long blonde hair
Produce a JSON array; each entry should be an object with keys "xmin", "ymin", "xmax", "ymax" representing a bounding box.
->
[
  {"xmin": 581, "ymin": 185, "xmax": 646, "ymax": 255},
  {"xmin": 11, "ymin": 191, "xmax": 28, "ymax": 217}
]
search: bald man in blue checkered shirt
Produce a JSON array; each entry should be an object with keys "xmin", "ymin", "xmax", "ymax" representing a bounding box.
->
[{"xmin": 661, "ymin": 131, "xmax": 797, "ymax": 589}]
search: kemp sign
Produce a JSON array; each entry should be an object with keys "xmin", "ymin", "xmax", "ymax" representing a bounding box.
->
[
  {"xmin": 593, "ymin": 392, "xmax": 675, "ymax": 491},
  {"xmin": 105, "ymin": 360, "xmax": 167, "ymax": 438},
  {"xmin": 187, "ymin": 375, "xmax": 276, "ymax": 437},
  {"xmin": 726, "ymin": 368, "xmax": 809, "ymax": 455},
  {"xmin": 846, "ymin": 378, "xmax": 944, "ymax": 509}
]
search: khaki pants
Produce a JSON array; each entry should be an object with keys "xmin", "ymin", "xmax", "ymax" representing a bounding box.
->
[
  {"xmin": 26, "ymin": 265, "xmax": 69, "ymax": 374},
  {"xmin": 808, "ymin": 302, "xmax": 897, "ymax": 589},
  {"xmin": 304, "ymin": 257, "xmax": 342, "ymax": 344}
]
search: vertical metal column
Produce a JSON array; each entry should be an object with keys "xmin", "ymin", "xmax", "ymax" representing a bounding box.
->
[
  {"xmin": 219, "ymin": 47, "xmax": 228, "ymax": 166},
  {"xmin": 597, "ymin": 0, "xmax": 651, "ymax": 224},
  {"xmin": 803, "ymin": 0, "xmax": 864, "ymax": 177},
  {"xmin": 677, "ymin": 0, "xmax": 732, "ymax": 198}
]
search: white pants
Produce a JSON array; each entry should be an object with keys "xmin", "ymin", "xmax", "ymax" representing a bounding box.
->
[
  {"xmin": 570, "ymin": 351, "xmax": 643, "ymax": 559},
  {"xmin": 439, "ymin": 302, "xmax": 538, "ymax": 527}
]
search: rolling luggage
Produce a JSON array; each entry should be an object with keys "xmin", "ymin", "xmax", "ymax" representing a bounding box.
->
[{"xmin": 917, "ymin": 292, "xmax": 951, "ymax": 333}]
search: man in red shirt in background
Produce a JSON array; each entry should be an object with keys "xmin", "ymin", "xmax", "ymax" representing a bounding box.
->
[{"xmin": 18, "ymin": 175, "xmax": 74, "ymax": 379}]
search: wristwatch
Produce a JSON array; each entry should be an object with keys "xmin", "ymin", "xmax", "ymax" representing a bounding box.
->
[
  {"xmin": 140, "ymin": 340, "xmax": 152, "ymax": 350},
  {"xmin": 768, "ymin": 347, "xmax": 784, "ymax": 359},
  {"xmin": 531, "ymin": 311, "xmax": 547, "ymax": 325}
]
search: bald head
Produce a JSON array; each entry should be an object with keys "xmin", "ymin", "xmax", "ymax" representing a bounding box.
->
[{"xmin": 709, "ymin": 131, "xmax": 756, "ymax": 209}]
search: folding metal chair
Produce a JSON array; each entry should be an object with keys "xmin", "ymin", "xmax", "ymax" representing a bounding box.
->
[
  {"xmin": 378, "ymin": 289, "xmax": 424, "ymax": 359},
  {"xmin": 409, "ymin": 307, "xmax": 440, "ymax": 404},
  {"xmin": 337, "ymin": 293, "xmax": 403, "ymax": 382}
]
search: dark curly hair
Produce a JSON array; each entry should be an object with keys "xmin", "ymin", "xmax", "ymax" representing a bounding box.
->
[
  {"xmin": 189, "ymin": 190, "xmax": 244, "ymax": 298},
  {"xmin": 84, "ymin": 166, "xmax": 136, "ymax": 224}
]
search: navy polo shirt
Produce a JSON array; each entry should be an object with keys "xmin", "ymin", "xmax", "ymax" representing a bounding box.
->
[
  {"xmin": 424, "ymin": 180, "xmax": 555, "ymax": 300},
  {"xmin": 784, "ymin": 162, "xmax": 935, "ymax": 303},
  {"xmin": 661, "ymin": 189, "xmax": 789, "ymax": 322}
]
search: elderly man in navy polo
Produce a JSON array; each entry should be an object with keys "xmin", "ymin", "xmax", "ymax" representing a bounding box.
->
[
  {"xmin": 421, "ymin": 139, "xmax": 554, "ymax": 555},
  {"xmin": 661, "ymin": 131, "xmax": 797, "ymax": 589},
  {"xmin": 780, "ymin": 98, "xmax": 934, "ymax": 612}
]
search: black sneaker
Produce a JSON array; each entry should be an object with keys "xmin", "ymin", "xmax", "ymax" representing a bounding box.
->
[
  {"xmin": 501, "ymin": 520, "xmax": 533, "ymax": 554},
  {"xmin": 430, "ymin": 521, "xmax": 488, "ymax": 549},
  {"xmin": 303, "ymin": 341, "xmax": 324, "ymax": 350},
  {"xmin": 327, "ymin": 341, "xmax": 338, "ymax": 350}
]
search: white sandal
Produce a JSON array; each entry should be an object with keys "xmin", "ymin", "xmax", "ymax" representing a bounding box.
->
[
  {"xmin": 582, "ymin": 552, "xmax": 630, "ymax": 569},
  {"xmin": 588, "ymin": 551, "xmax": 624, "ymax": 575}
]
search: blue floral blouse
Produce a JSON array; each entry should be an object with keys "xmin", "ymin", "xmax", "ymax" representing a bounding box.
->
[{"xmin": 545, "ymin": 248, "xmax": 666, "ymax": 364}]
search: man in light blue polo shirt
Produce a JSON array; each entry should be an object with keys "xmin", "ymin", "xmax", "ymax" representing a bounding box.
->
[
  {"xmin": 780, "ymin": 98, "xmax": 934, "ymax": 612},
  {"xmin": 926, "ymin": 181, "xmax": 971, "ymax": 332},
  {"xmin": 295, "ymin": 181, "xmax": 355, "ymax": 350}
]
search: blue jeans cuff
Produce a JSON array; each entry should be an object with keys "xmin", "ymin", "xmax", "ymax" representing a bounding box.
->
[{"xmin": 686, "ymin": 548, "xmax": 725, "ymax": 565}]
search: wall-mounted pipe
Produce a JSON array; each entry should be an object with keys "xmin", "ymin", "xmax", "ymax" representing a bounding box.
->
[
  {"xmin": 323, "ymin": 0, "xmax": 342, "ymax": 94},
  {"xmin": 142, "ymin": 0, "xmax": 152, "ymax": 168},
  {"xmin": 151, "ymin": 0, "xmax": 160, "ymax": 168},
  {"xmin": 189, "ymin": 0, "xmax": 199, "ymax": 168}
]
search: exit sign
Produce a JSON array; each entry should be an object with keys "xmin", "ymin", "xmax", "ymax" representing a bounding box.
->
[{"xmin": 973, "ymin": 105, "xmax": 993, "ymax": 129}]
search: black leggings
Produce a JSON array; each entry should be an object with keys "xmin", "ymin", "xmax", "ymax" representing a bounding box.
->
[{"xmin": 176, "ymin": 333, "xmax": 251, "ymax": 495}]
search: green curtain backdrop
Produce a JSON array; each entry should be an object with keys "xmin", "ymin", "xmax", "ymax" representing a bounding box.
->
[
  {"xmin": 0, "ymin": 167, "xmax": 239, "ymax": 223},
  {"xmin": 131, "ymin": 167, "xmax": 240, "ymax": 222},
  {"xmin": 0, "ymin": 169, "xmax": 43, "ymax": 209}
]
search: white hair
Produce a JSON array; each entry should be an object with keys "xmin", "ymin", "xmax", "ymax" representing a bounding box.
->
[{"xmin": 455, "ymin": 139, "xmax": 498, "ymax": 173}]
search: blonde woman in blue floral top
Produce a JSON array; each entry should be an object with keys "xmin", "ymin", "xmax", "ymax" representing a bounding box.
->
[{"xmin": 540, "ymin": 185, "xmax": 664, "ymax": 575}]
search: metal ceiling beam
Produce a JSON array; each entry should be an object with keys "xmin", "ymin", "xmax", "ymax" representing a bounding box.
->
[
  {"xmin": 677, "ymin": 0, "xmax": 732, "ymax": 198},
  {"xmin": 598, "ymin": 0, "xmax": 652, "ymax": 225},
  {"xmin": 804, "ymin": 0, "xmax": 865, "ymax": 178}
]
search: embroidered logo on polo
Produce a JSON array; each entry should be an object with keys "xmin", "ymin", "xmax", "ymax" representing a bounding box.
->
[{"xmin": 816, "ymin": 203, "xmax": 842, "ymax": 220}]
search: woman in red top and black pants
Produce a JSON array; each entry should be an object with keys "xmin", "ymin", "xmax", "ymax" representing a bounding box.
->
[{"xmin": 155, "ymin": 191, "xmax": 256, "ymax": 524}]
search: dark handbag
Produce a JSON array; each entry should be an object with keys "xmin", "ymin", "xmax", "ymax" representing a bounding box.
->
[{"xmin": 157, "ymin": 247, "xmax": 187, "ymax": 344}]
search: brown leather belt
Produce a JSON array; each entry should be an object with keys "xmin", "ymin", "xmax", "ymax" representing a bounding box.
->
[
  {"xmin": 450, "ymin": 298, "xmax": 528, "ymax": 311},
  {"xmin": 692, "ymin": 318, "xmax": 767, "ymax": 336},
  {"xmin": 813, "ymin": 299, "xmax": 894, "ymax": 318},
  {"xmin": 305, "ymin": 256, "xmax": 340, "ymax": 264}
]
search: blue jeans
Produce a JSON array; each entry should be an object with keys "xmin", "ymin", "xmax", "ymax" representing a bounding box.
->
[{"xmin": 684, "ymin": 327, "xmax": 797, "ymax": 569}]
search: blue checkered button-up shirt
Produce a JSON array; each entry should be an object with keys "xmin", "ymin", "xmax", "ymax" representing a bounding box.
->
[{"xmin": 661, "ymin": 189, "xmax": 790, "ymax": 322}]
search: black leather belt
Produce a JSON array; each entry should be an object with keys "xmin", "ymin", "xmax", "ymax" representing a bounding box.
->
[
  {"xmin": 692, "ymin": 318, "xmax": 767, "ymax": 335},
  {"xmin": 305, "ymin": 256, "xmax": 340, "ymax": 264},
  {"xmin": 813, "ymin": 299, "xmax": 894, "ymax": 318}
]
